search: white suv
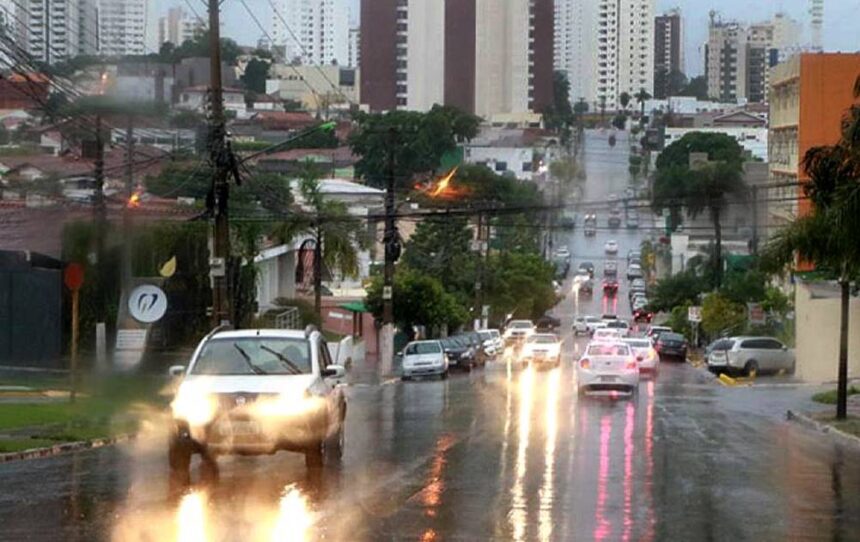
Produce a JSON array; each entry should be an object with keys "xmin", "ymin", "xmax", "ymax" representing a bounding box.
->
[{"xmin": 167, "ymin": 327, "xmax": 346, "ymax": 481}]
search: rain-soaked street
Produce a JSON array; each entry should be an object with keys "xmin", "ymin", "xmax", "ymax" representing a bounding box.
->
[{"xmin": 1, "ymin": 130, "xmax": 859, "ymax": 541}]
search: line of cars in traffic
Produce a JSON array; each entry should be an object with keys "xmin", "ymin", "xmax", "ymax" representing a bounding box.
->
[{"xmin": 400, "ymin": 329, "xmax": 505, "ymax": 379}]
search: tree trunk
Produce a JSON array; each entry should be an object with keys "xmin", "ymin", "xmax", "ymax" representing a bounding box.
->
[
  {"xmin": 836, "ymin": 279, "xmax": 850, "ymax": 420},
  {"xmin": 314, "ymin": 222, "xmax": 322, "ymax": 318},
  {"xmin": 712, "ymin": 205, "xmax": 722, "ymax": 289}
]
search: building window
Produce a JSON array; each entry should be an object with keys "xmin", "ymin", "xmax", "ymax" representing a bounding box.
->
[
  {"xmin": 522, "ymin": 162, "xmax": 532, "ymax": 172},
  {"xmin": 495, "ymin": 161, "xmax": 507, "ymax": 172}
]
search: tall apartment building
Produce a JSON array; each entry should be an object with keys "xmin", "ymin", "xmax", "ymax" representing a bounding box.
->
[
  {"xmin": 98, "ymin": 0, "xmax": 157, "ymax": 56},
  {"xmin": 271, "ymin": 0, "xmax": 350, "ymax": 66},
  {"xmin": 653, "ymin": 9, "xmax": 683, "ymax": 99},
  {"xmin": 361, "ymin": 0, "xmax": 553, "ymax": 118},
  {"xmin": 347, "ymin": 26, "xmax": 359, "ymax": 68},
  {"xmin": 158, "ymin": 7, "xmax": 204, "ymax": 47},
  {"xmin": 767, "ymin": 53, "xmax": 860, "ymax": 235},
  {"xmin": 17, "ymin": 0, "xmax": 83, "ymax": 63},
  {"xmin": 553, "ymin": 0, "xmax": 594, "ymax": 105}
]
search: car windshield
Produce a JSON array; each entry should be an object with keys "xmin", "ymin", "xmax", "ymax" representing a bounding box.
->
[
  {"xmin": 660, "ymin": 333, "xmax": 685, "ymax": 342},
  {"xmin": 478, "ymin": 331, "xmax": 493, "ymax": 341},
  {"xmin": 711, "ymin": 339, "xmax": 735, "ymax": 351},
  {"xmin": 586, "ymin": 317, "xmax": 601, "ymax": 323},
  {"xmin": 529, "ymin": 334, "xmax": 559, "ymax": 344},
  {"xmin": 607, "ymin": 321, "xmax": 627, "ymax": 328},
  {"xmin": 587, "ymin": 344, "xmax": 630, "ymax": 356},
  {"xmin": 405, "ymin": 342, "xmax": 442, "ymax": 355},
  {"xmin": 191, "ymin": 338, "xmax": 312, "ymax": 375},
  {"xmin": 510, "ymin": 321, "xmax": 532, "ymax": 328}
]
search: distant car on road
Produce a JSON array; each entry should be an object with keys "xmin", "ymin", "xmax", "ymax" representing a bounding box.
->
[
  {"xmin": 602, "ymin": 278, "xmax": 619, "ymax": 295},
  {"xmin": 577, "ymin": 341, "xmax": 639, "ymax": 396},
  {"xmin": 625, "ymin": 213, "xmax": 639, "ymax": 229},
  {"xmin": 574, "ymin": 274, "xmax": 593, "ymax": 295},
  {"xmin": 627, "ymin": 250, "xmax": 641, "ymax": 263},
  {"xmin": 573, "ymin": 315, "xmax": 598, "ymax": 336},
  {"xmin": 646, "ymin": 325, "xmax": 672, "ymax": 343},
  {"xmin": 627, "ymin": 264, "xmax": 644, "ymax": 281},
  {"xmin": 554, "ymin": 247, "xmax": 571, "ymax": 262},
  {"xmin": 504, "ymin": 320, "xmax": 536, "ymax": 344},
  {"xmin": 579, "ymin": 261, "xmax": 595, "ymax": 277},
  {"xmin": 584, "ymin": 214, "xmax": 597, "ymax": 236},
  {"xmin": 604, "ymin": 319, "xmax": 630, "ymax": 338},
  {"xmin": 592, "ymin": 327, "xmax": 622, "ymax": 342},
  {"xmin": 477, "ymin": 329, "xmax": 503, "ymax": 358},
  {"xmin": 521, "ymin": 333, "xmax": 562, "ymax": 369},
  {"xmin": 630, "ymin": 278, "xmax": 647, "ymax": 290},
  {"xmin": 536, "ymin": 313, "xmax": 562, "ymax": 332},
  {"xmin": 707, "ymin": 336, "xmax": 795, "ymax": 376},
  {"xmin": 608, "ymin": 214, "xmax": 621, "ymax": 229},
  {"xmin": 604, "ymin": 239, "xmax": 619, "ymax": 254},
  {"xmin": 654, "ymin": 332, "xmax": 688, "ymax": 361},
  {"xmin": 440, "ymin": 336, "xmax": 478, "ymax": 372}
]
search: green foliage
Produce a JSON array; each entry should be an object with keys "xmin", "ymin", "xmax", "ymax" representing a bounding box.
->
[
  {"xmin": 543, "ymin": 71, "xmax": 575, "ymax": 144},
  {"xmin": 402, "ymin": 217, "xmax": 476, "ymax": 300},
  {"xmin": 161, "ymin": 31, "xmax": 242, "ymax": 64},
  {"xmin": 720, "ymin": 269, "xmax": 767, "ymax": 305},
  {"xmin": 665, "ymin": 303, "xmax": 693, "ymax": 341},
  {"xmin": 365, "ymin": 268, "xmax": 467, "ymax": 335},
  {"xmin": 655, "ymin": 132, "xmax": 745, "ymax": 170},
  {"xmin": 484, "ymin": 252, "xmax": 557, "ymax": 324},
  {"xmin": 612, "ymin": 114, "xmax": 627, "ymax": 130},
  {"xmin": 701, "ymin": 293, "xmax": 746, "ymax": 337},
  {"xmin": 812, "ymin": 386, "xmax": 860, "ymax": 405},
  {"xmin": 0, "ymin": 124, "xmax": 9, "ymax": 145},
  {"xmin": 680, "ymin": 76, "xmax": 708, "ymax": 100},
  {"xmin": 241, "ymin": 58, "xmax": 271, "ymax": 94},
  {"xmin": 647, "ymin": 270, "xmax": 707, "ymax": 313},
  {"xmin": 170, "ymin": 109, "xmax": 205, "ymax": 129},
  {"xmin": 619, "ymin": 92, "xmax": 631, "ymax": 109},
  {"xmin": 349, "ymin": 105, "xmax": 480, "ymax": 189}
]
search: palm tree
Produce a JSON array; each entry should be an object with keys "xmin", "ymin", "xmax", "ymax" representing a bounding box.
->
[
  {"xmin": 686, "ymin": 161, "xmax": 746, "ymax": 288},
  {"xmin": 272, "ymin": 162, "xmax": 367, "ymax": 316},
  {"xmin": 619, "ymin": 91, "xmax": 631, "ymax": 111},
  {"xmin": 763, "ymin": 143, "xmax": 860, "ymax": 420},
  {"xmin": 634, "ymin": 88, "xmax": 652, "ymax": 120}
]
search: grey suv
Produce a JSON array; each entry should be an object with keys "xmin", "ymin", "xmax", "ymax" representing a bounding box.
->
[{"xmin": 707, "ymin": 336, "xmax": 795, "ymax": 376}]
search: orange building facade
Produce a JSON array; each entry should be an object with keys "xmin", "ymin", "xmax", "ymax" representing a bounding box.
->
[{"xmin": 768, "ymin": 53, "xmax": 860, "ymax": 232}]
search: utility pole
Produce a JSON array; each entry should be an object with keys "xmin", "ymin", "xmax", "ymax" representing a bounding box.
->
[
  {"xmin": 122, "ymin": 115, "xmax": 134, "ymax": 283},
  {"xmin": 381, "ymin": 128, "xmax": 398, "ymax": 375},
  {"xmin": 314, "ymin": 219, "xmax": 322, "ymax": 317},
  {"xmin": 208, "ymin": 0, "xmax": 231, "ymax": 326},
  {"xmin": 750, "ymin": 184, "xmax": 759, "ymax": 255},
  {"xmin": 93, "ymin": 115, "xmax": 105, "ymax": 224}
]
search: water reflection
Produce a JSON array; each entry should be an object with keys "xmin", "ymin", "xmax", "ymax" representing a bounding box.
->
[
  {"xmin": 622, "ymin": 402, "xmax": 635, "ymax": 542},
  {"xmin": 419, "ymin": 434, "xmax": 455, "ymax": 519},
  {"xmin": 538, "ymin": 368, "xmax": 560, "ymax": 541},
  {"xmin": 510, "ymin": 366, "xmax": 535, "ymax": 541},
  {"xmin": 271, "ymin": 484, "xmax": 313, "ymax": 542},
  {"xmin": 176, "ymin": 491, "xmax": 208, "ymax": 542},
  {"xmin": 593, "ymin": 415, "xmax": 613, "ymax": 541}
]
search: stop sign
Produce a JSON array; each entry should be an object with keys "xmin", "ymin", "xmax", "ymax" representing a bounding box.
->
[{"xmin": 64, "ymin": 263, "xmax": 85, "ymax": 291}]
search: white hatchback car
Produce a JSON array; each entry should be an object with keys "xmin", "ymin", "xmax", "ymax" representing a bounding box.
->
[
  {"xmin": 401, "ymin": 340, "xmax": 449, "ymax": 380},
  {"xmin": 504, "ymin": 319, "xmax": 536, "ymax": 344},
  {"xmin": 577, "ymin": 341, "xmax": 640, "ymax": 395},
  {"xmin": 520, "ymin": 333, "xmax": 562, "ymax": 369},
  {"xmin": 604, "ymin": 240, "xmax": 619, "ymax": 254},
  {"xmin": 168, "ymin": 327, "xmax": 347, "ymax": 479},
  {"xmin": 623, "ymin": 337, "xmax": 659, "ymax": 374},
  {"xmin": 592, "ymin": 327, "xmax": 621, "ymax": 342},
  {"xmin": 604, "ymin": 320, "xmax": 630, "ymax": 338}
]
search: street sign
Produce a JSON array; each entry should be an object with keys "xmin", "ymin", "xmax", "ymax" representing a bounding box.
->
[
  {"xmin": 63, "ymin": 263, "xmax": 85, "ymax": 291},
  {"xmin": 128, "ymin": 284, "xmax": 168, "ymax": 323},
  {"xmin": 688, "ymin": 305, "xmax": 702, "ymax": 323},
  {"xmin": 382, "ymin": 286, "xmax": 393, "ymax": 300},
  {"xmin": 747, "ymin": 303, "xmax": 766, "ymax": 326}
]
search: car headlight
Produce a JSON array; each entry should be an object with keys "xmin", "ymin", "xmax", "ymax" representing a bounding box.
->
[
  {"xmin": 171, "ymin": 384, "xmax": 218, "ymax": 427},
  {"xmin": 464, "ymin": 348, "xmax": 474, "ymax": 358},
  {"xmin": 253, "ymin": 388, "xmax": 319, "ymax": 418}
]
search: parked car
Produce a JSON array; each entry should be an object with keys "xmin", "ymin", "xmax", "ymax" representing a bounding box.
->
[
  {"xmin": 630, "ymin": 278, "xmax": 647, "ymax": 290},
  {"xmin": 604, "ymin": 239, "xmax": 619, "ymax": 254},
  {"xmin": 608, "ymin": 214, "xmax": 621, "ymax": 229},
  {"xmin": 478, "ymin": 329, "xmax": 503, "ymax": 358},
  {"xmin": 402, "ymin": 340, "xmax": 449, "ymax": 379},
  {"xmin": 167, "ymin": 327, "xmax": 347, "ymax": 476},
  {"xmin": 440, "ymin": 336, "xmax": 477, "ymax": 371},
  {"xmin": 623, "ymin": 337, "xmax": 659, "ymax": 375},
  {"xmin": 707, "ymin": 337, "xmax": 795, "ymax": 376},
  {"xmin": 632, "ymin": 305, "xmax": 653, "ymax": 323},
  {"xmin": 520, "ymin": 333, "xmax": 562, "ymax": 369},
  {"xmin": 577, "ymin": 341, "xmax": 639, "ymax": 396},
  {"xmin": 584, "ymin": 214, "xmax": 597, "ymax": 236},
  {"xmin": 646, "ymin": 325, "xmax": 672, "ymax": 343},
  {"xmin": 625, "ymin": 212, "xmax": 639, "ymax": 229},
  {"xmin": 554, "ymin": 247, "xmax": 571, "ymax": 262},
  {"xmin": 627, "ymin": 250, "xmax": 642, "ymax": 264},
  {"xmin": 589, "ymin": 322, "xmax": 608, "ymax": 337},
  {"xmin": 654, "ymin": 332, "xmax": 688, "ymax": 361},
  {"xmin": 628, "ymin": 287, "xmax": 647, "ymax": 301},
  {"xmin": 605, "ymin": 319, "xmax": 630, "ymax": 338},
  {"xmin": 536, "ymin": 313, "xmax": 562, "ymax": 331},
  {"xmin": 560, "ymin": 216, "xmax": 576, "ymax": 230},
  {"xmin": 626, "ymin": 264, "xmax": 643, "ymax": 281},
  {"xmin": 504, "ymin": 320, "xmax": 536, "ymax": 344}
]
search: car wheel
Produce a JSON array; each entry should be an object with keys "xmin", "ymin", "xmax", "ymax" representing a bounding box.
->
[
  {"xmin": 324, "ymin": 415, "xmax": 345, "ymax": 462},
  {"xmin": 168, "ymin": 433, "xmax": 192, "ymax": 486},
  {"xmin": 745, "ymin": 360, "xmax": 759, "ymax": 377},
  {"xmin": 440, "ymin": 370, "xmax": 449, "ymax": 380}
]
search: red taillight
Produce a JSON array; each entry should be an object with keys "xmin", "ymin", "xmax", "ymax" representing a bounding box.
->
[
  {"xmin": 579, "ymin": 358, "xmax": 591, "ymax": 369},
  {"xmin": 625, "ymin": 358, "xmax": 637, "ymax": 370}
]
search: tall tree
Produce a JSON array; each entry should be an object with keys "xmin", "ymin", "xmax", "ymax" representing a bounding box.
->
[
  {"xmin": 619, "ymin": 91, "xmax": 632, "ymax": 110},
  {"xmin": 272, "ymin": 162, "xmax": 366, "ymax": 315},
  {"xmin": 764, "ymin": 139, "xmax": 860, "ymax": 420},
  {"xmin": 634, "ymin": 88, "xmax": 652, "ymax": 119},
  {"xmin": 240, "ymin": 58, "xmax": 271, "ymax": 94}
]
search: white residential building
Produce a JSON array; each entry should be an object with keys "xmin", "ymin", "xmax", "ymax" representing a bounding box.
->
[
  {"xmin": 271, "ymin": 0, "xmax": 350, "ymax": 66},
  {"xmin": 98, "ymin": 0, "xmax": 157, "ymax": 56},
  {"xmin": 17, "ymin": 0, "xmax": 84, "ymax": 63},
  {"xmin": 662, "ymin": 127, "xmax": 768, "ymax": 161},
  {"xmin": 554, "ymin": 0, "xmax": 654, "ymax": 111},
  {"xmin": 347, "ymin": 26, "xmax": 359, "ymax": 68},
  {"xmin": 158, "ymin": 7, "xmax": 204, "ymax": 47}
]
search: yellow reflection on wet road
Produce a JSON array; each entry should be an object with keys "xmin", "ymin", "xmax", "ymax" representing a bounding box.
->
[
  {"xmin": 176, "ymin": 491, "xmax": 208, "ymax": 542},
  {"xmin": 271, "ymin": 484, "xmax": 313, "ymax": 542},
  {"xmin": 538, "ymin": 368, "xmax": 560, "ymax": 542},
  {"xmin": 510, "ymin": 366, "xmax": 535, "ymax": 541}
]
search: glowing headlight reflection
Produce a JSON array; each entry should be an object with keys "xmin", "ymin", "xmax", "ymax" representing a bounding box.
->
[
  {"xmin": 253, "ymin": 390, "xmax": 323, "ymax": 419},
  {"xmin": 271, "ymin": 485, "xmax": 313, "ymax": 542},
  {"xmin": 176, "ymin": 491, "xmax": 209, "ymax": 542},
  {"xmin": 171, "ymin": 384, "xmax": 217, "ymax": 427}
]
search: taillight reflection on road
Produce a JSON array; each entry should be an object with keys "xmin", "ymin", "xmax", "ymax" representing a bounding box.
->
[{"xmin": 271, "ymin": 485, "xmax": 313, "ymax": 542}]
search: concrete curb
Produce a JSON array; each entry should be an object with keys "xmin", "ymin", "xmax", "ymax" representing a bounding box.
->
[
  {"xmin": 787, "ymin": 410, "xmax": 860, "ymax": 450},
  {"xmin": 0, "ymin": 433, "xmax": 135, "ymax": 463}
]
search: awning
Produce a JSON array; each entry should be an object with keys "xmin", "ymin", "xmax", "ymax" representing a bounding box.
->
[{"xmin": 339, "ymin": 301, "xmax": 369, "ymax": 313}]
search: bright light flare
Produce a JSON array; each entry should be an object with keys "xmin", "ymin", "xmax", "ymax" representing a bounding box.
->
[
  {"xmin": 171, "ymin": 384, "xmax": 217, "ymax": 427},
  {"xmin": 422, "ymin": 167, "xmax": 466, "ymax": 199},
  {"xmin": 271, "ymin": 485, "xmax": 313, "ymax": 542},
  {"xmin": 252, "ymin": 391, "xmax": 323, "ymax": 419},
  {"xmin": 176, "ymin": 491, "xmax": 209, "ymax": 542},
  {"xmin": 127, "ymin": 190, "xmax": 142, "ymax": 208}
]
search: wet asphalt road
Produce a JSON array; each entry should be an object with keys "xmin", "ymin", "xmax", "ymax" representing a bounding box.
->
[{"xmin": 2, "ymin": 130, "xmax": 859, "ymax": 541}]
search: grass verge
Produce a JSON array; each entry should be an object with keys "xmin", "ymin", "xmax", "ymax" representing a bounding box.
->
[
  {"xmin": 0, "ymin": 374, "xmax": 169, "ymax": 453},
  {"xmin": 812, "ymin": 386, "xmax": 860, "ymax": 405}
]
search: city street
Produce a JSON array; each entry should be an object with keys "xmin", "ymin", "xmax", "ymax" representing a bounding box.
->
[{"xmin": 1, "ymin": 130, "xmax": 858, "ymax": 541}]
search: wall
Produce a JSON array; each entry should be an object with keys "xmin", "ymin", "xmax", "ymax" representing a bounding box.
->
[
  {"xmin": 465, "ymin": 146, "xmax": 535, "ymax": 180},
  {"xmin": 406, "ymin": 0, "xmax": 445, "ymax": 111},
  {"xmin": 794, "ymin": 281, "xmax": 860, "ymax": 383}
]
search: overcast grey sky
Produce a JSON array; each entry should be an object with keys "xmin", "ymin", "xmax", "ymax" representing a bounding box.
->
[{"xmin": 175, "ymin": 0, "xmax": 860, "ymax": 77}]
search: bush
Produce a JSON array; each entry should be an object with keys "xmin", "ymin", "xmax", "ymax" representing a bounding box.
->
[{"xmin": 812, "ymin": 387, "xmax": 860, "ymax": 405}]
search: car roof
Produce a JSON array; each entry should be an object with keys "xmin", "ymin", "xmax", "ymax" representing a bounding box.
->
[
  {"xmin": 660, "ymin": 332, "xmax": 686, "ymax": 340},
  {"xmin": 409, "ymin": 339, "xmax": 441, "ymax": 344},
  {"xmin": 212, "ymin": 329, "xmax": 308, "ymax": 340},
  {"xmin": 532, "ymin": 333, "xmax": 560, "ymax": 340},
  {"xmin": 730, "ymin": 336, "xmax": 781, "ymax": 342}
]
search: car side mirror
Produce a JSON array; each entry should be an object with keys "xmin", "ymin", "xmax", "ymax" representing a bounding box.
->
[
  {"xmin": 322, "ymin": 364, "xmax": 346, "ymax": 379},
  {"xmin": 782, "ymin": 345, "xmax": 788, "ymax": 351},
  {"xmin": 396, "ymin": 350, "xmax": 403, "ymax": 357},
  {"xmin": 168, "ymin": 365, "xmax": 186, "ymax": 377}
]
